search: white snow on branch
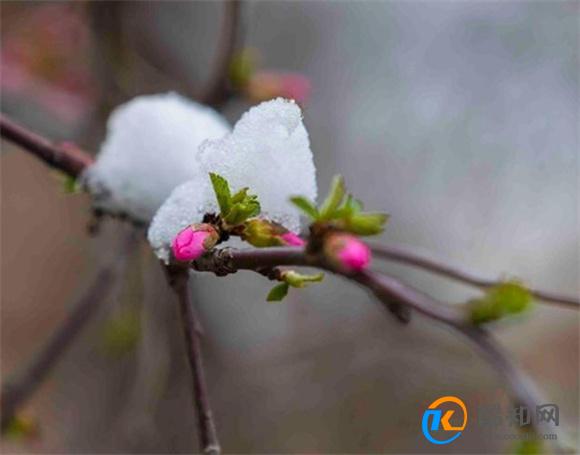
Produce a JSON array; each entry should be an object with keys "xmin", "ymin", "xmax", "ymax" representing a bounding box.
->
[
  {"xmin": 148, "ymin": 98, "xmax": 318, "ymax": 262},
  {"xmin": 198, "ymin": 98, "xmax": 317, "ymax": 230},
  {"xmin": 82, "ymin": 93, "xmax": 230, "ymax": 222}
]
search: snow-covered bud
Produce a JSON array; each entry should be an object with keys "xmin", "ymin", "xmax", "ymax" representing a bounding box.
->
[
  {"xmin": 171, "ymin": 223, "xmax": 219, "ymax": 262},
  {"xmin": 242, "ymin": 218, "xmax": 305, "ymax": 247},
  {"xmin": 246, "ymin": 72, "xmax": 311, "ymax": 105},
  {"xmin": 324, "ymin": 233, "xmax": 371, "ymax": 272}
]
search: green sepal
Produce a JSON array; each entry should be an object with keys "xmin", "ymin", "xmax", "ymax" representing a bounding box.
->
[
  {"xmin": 319, "ymin": 175, "xmax": 346, "ymax": 220},
  {"xmin": 231, "ymin": 187, "xmax": 249, "ymax": 204},
  {"xmin": 342, "ymin": 212, "xmax": 389, "ymax": 236},
  {"xmin": 282, "ymin": 270, "xmax": 324, "ymax": 288},
  {"xmin": 470, "ymin": 280, "xmax": 533, "ymax": 325},
  {"xmin": 225, "ymin": 195, "xmax": 261, "ymax": 225},
  {"xmin": 241, "ymin": 218, "xmax": 286, "ymax": 247},
  {"xmin": 267, "ymin": 282, "xmax": 289, "ymax": 302},
  {"xmin": 295, "ymin": 174, "xmax": 388, "ymax": 237},
  {"xmin": 332, "ymin": 194, "xmax": 363, "ymax": 219},
  {"xmin": 290, "ymin": 196, "xmax": 319, "ymax": 220}
]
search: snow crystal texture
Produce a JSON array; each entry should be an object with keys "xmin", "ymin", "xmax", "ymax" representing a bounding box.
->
[
  {"xmin": 82, "ymin": 93, "xmax": 230, "ymax": 222},
  {"xmin": 148, "ymin": 98, "xmax": 318, "ymax": 262}
]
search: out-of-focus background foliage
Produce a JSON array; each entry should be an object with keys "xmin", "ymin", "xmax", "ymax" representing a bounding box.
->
[{"xmin": 1, "ymin": 1, "xmax": 578, "ymax": 453}]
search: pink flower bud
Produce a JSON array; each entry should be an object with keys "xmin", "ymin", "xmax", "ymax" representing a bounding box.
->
[
  {"xmin": 324, "ymin": 234, "xmax": 371, "ymax": 272},
  {"xmin": 241, "ymin": 218, "xmax": 306, "ymax": 248},
  {"xmin": 172, "ymin": 223, "xmax": 219, "ymax": 262},
  {"xmin": 280, "ymin": 232, "xmax": 306, "ymax": 247}
]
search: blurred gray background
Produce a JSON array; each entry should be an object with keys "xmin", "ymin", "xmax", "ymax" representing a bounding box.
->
[{"xmin": 1, "ymin": 1, "xmax": 578, "ymax": 453}]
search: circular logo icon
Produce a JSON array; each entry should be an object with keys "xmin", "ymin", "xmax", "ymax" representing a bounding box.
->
[{"xmin": 421, "ymin": 396, "xmax": 467, "ymax": 445}]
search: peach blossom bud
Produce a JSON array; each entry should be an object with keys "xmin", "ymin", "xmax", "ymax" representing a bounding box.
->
[
  {"xmin": 242, "ymin": 218, "xmax": 305, "ymax": 248},
  {"xmin": 324, "ymin": 234, "xmax": 371, "ymax": 272},
  {"xmin": 171, "ymin": 223, "xmax": 219, "ymax": 262},
  {"xmin": 280, "ymin": 232, "xmax": 306, "ymax": 247}
]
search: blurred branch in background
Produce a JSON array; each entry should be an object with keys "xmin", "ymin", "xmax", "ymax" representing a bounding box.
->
[
  {"xmin": 134, "ymin": 0, "xmax": 241, "ymax": 110},
  {"xmin": 370, "ymin": 243, "xmax": 579, "ymax": 308},
  {"xmin": 196, "ymin": 0, "xmax": 241, "ymax": 107},
  {"xmin": 0, "ymin": 230, "xmax": 139, "ymax": 431},
  {"xmin": 0, "ymin": 114, "xmax": 93, "ymax": 178}
]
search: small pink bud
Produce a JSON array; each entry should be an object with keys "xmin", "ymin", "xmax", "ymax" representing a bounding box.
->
[
  {"xmin": 280, "ymin": 232, "xmax": 306, "ymax": 247},
  {"xmin": 172, "ymin": 223, "xmax": 219, "ymax": 262},
  {"xmin": 324, "ymin": 234, "xmax": 371, "ymax": 272}
]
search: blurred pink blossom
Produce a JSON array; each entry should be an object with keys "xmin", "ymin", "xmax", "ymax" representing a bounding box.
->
[
  {"xmin": 246, "ymin": 71, "xmax": 311, "ymax": 105},
  {"xmin": 1, "ymin": 4, "xmax": 95, "ymax": 123}
]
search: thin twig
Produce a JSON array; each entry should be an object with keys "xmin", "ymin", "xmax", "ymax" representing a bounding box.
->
[
  {"xmin": 370, "ymin": 243, "xmax": 579, "ymax": 309},
  {"xmin": 197, "ymin": 0, "xmax": 241, "ymax": 107},
  {"xmin": 0, "ymin": 230, "xmax": 138, "ymax": 431},
  {"xmin": 164, "ymin": 265, "xmax": 220, "ymax": 455},
  {"xmin": 0, "ymin": 114, "xmax": 93, "ymax": 178}
]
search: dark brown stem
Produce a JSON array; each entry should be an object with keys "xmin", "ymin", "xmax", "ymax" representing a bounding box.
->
[
  {"xmin": 370, "ymin": 243, "xmax": 579, "ymax": 309},
  {"xmin": 165, "ymin": 266, "xmax": 220, "ymax": 455},
  {"xmin": 0, "ymin": 114, "xmax": 93, "ymax": 178},
  {"xmin": 197, "ymin": 0, "xmax": 241, "ymax": 107},
  {"xmin": 0, "ymin": 230, "xmax": 138, "ymax": 431}
]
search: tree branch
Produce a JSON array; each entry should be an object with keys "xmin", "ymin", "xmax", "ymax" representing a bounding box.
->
[
  {"xmin": 0, "ymin": 114, "xmax": 93, "ymax": 178},
  {"xmin": 189, "ymin": 246, "xmax": 572, "ymax": 452},
  {"xmin": 370, "ymin": 243, "xmax": 579, "ymax": 309},
  {"xmin": 0, "ymin": 230, "xmax": 138, "ymax": 431},
  {"xmin": 196, "ymin": 0, "xmax": 241, "ymax": 107},
  {"xmin": 164, "ymin": 265, "xmax": 220, "ymax": 455}
]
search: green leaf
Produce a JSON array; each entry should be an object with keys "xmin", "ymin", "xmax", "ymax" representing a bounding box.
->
[
  {"xmin": 283, "ymin": 271, "xmax": 324, "ymax": 288},
  {"xmin": 209, "ymin": 173, "xmax": 232, "ymax": 216},
  {"xmin": 225, "ymin": 195, "xmax": 261, "ymax": 225},
  {"xmin": 343, "ymin": 212, "xmax": 389, "ymax": 236},
  {"xmin": 319, "ymin": 175, "xmax": 346, "ymax": 220},
  {"xmin": 333, "ymin": 194, "xmax": 363, "ymax": 219},
  {"xmin": 267, "ymin": 283, "xmax": 289, "ymax": 302},
  {"xmin": 470, "ymin": 281, "xmax": 533, "ymax": 325},
  {"xmin": 290, "ymin": 196, "xmax": 319, "ymax": 220},
  {"xmin": 231, "ymin": 187, "xmax": 249, "ymax": 204}
]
